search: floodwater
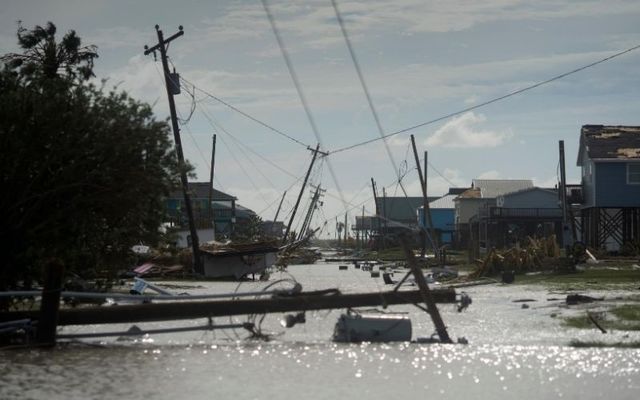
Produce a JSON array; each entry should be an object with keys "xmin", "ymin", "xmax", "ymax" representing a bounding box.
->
[{"xmin": 2, "ymin": 263, "xmax": 640, "ymax": 399}]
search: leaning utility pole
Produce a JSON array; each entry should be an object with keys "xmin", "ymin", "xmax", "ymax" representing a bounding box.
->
[
  {"xmin": 283, "ymin": 144, "xmax": 322, "ymax": 244},
  {"xmin": 208, "ymin": 134, "xmax": 217, "ymax": 229},
  {"xmin": 399, "ymin": 234, "xmax": 452, "ymax": 343},
  {"xmin": 144, "ymin": 25, "xmax": 202, "ymax": 274},
  {"xmin": 297, "ymin": 185, "xmax": 323, "ymax": 241},
  {"xmin": 272, "ymin": 191, "xmax": 287, "ymax": 236}
]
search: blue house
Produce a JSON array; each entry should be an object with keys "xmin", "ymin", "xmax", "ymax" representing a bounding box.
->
[
  {"xmin": 577, "ymin": 125, "xmax": 640, "ymax": 251},
  {"xmin": 417, "ymin": 188, "xmax": 467, "ymax": 245}
]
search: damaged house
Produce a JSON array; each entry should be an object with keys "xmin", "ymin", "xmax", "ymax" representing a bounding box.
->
[{"xmin": 577, "ymin": 125, "xmax": 640, "ymax": 252}]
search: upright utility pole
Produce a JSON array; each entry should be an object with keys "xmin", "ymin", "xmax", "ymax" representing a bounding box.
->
[
  {"xmin": 283, "ymin": 144, "xmax": 322, "ymax": 244},
  {"xmin": 344, "ymin": 213, "xmax": 348, "ymax": 245},
  {"xmin": 208, "ymin": 134, "xmax": 217, "ymax": 229},
  {"xmin": 361, "ymin": 205, "xmax": 365, "ymax": 249},
  {"xmin": 371, "ymin": 178, "xmax": 379, "ymax": 248},
  {"xmin": 144, "ymin": 25, "xmax": 202, "ymax": 274},
  {"xmin": 559, "ymin": 140, "xmax": 573, "ymax": 254},
  {"xmin": 382, "ymin": 187, "xmax": 387, "ymax": 249},
  {"xmin": 410, "ymin": 135, "xmax": 439, "ymax": 261}
]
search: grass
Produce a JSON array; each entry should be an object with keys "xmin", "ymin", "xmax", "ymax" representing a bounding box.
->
[
  {"xmin": 515, "ymin": 266, "xmax": 640, "ymax": 290},
  {"xmin": 569, "ymin": 340, "xmax": 640, "ymax": 348},
  {"xmin": 563, "ymin": 304, "xmax": 640, "ymax": 331}
]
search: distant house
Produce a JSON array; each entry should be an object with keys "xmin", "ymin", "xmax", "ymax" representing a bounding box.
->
[
  {"xmin": 416, "ymin": 188, "xmax": 467, "ymax": 245},
  {"xmin": 577, "ymin": 125, "xmax": 640, "ymax": 251},
  {"xmin": 454, "ymin": 179, "xmax": 534, "ymax": 248},
  {"xmin": 262, "ymin": 220, "xmax": 285, "ymax": 238},
  {"xmin": 475, "ymin": 187, "xmax": 563, "ymax": 252},
  {"xmin": 165, "ymin": 182, "xmax": 238, "ymax": 246},
  {"xmin": 373, "ymin": 196, "xmax": 438, "ymax": 246}
]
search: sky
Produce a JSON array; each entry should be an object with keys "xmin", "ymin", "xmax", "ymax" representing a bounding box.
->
[{"xmin": 2, "ymin": 0, "xmax": 640, "ymax": 238}]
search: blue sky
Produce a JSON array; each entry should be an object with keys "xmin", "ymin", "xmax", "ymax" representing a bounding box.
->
[{"xmin": 3, "ymin": 0, "xmax": 640, "ymax": 237}]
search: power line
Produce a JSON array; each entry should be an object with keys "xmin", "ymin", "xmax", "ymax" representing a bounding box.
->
[
  {"xmin": 197, "ymin": 105, "xmax": 298, "ymax": 180},
  {"xmin": 329, "ymin": 43, "xmax": 640, "ymax": 155},
  {"xmin": 261, "ymin": 0, "xmax": 350, "ymax": 216},
  {"xmin": 331, "ymin": 0, "xmax": 414, "ymax": 205},
  {"xmin": 216, "ymin": 134, "xmax": 271, "ymax": 209},
  {"xmin": 179, "ymin": 75, "xmax": 311, "ymax": 149}
]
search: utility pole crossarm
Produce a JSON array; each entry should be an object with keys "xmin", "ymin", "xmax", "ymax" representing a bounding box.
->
[{"xmin": 144, "ymin": 25, "xmax": 184, "ymax": 55}]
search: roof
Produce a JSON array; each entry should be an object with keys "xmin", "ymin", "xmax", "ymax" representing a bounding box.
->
[
  {"xmin": 471, "ymin": 179, "xmax": 534, "ymax": 198},
  {"xmin": 456, "ymin": 188, "xmax": 481, "ymax": 199},
  {"xmin": 427, "ymin": 194, "xmax": 457, "ymax": 209},
  {"xmin": 375, "ymin": 197, "xmax": 437, "ymax": 222},
  {"xmin": 577, "ymin": 125, "xmax": 640, "ymax": 166},
  {"xmin": 501, "ymin": 186, "xmax": 557, "ymax": 198},
  {"xmin": 447, "ymin": 187, "xmax": 470, "ymax": 195},
  {"xmin": 169, "ymin": 182, "xmax": 236, "ymax": 201}
]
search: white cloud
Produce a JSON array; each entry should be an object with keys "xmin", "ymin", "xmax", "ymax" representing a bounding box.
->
[
  {"xmin": 424, "ymin": 112, "xmax": 512, "ymax": 148},
  {"xmin": 85, "ymin": 26, "xmax": 148, "ymax": 50},
  {"xmin": 478, "ymin": 170, "xmax": 502, "ymax": 179},
  {"xmin": 533, "ymin": 176, "xmax": 559, "ymax": 188}
]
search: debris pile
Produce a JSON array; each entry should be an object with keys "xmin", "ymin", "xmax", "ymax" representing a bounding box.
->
[{"xmin": 468, "ymin": 235, "xmax": 563, "ymax": 279}]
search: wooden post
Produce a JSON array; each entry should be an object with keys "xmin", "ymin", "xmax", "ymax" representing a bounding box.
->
[
  {"xmin": 207, "ymin": 134, "xmax": 217, "ymax": 229},
  {"xmin": 36, "ymin": 259, "xmax": 65, "ymax": 346},
  {"xmin": 559, "ymin": 140, "xmax": 573, "ymax": 254},
  {"xmin": 382, "ymin": 187, "xmax": 387, "ymax": 249},
  {"xmin": 371, "ymin": 178, "xmax": 380, "ymax": 249},
  {"xmin": 361, "ymin": 205, "xmax": 365, "ymax": 249},
  {"xmin": 399, "ymin": 234, "xmax": 452, "ymax": 343},
  {"xmin": 410, "ymin": 135, "xmax": 439, "ymax": 260},
  {"xmin": 344, "ymin": 213, "xmax": 348, "ymax": 246}
]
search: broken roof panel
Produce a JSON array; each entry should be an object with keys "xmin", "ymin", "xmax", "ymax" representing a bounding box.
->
[
  {"xmin": 471, "ymin": 179, "xmax": 534, "ymax": 198},
  {"xmin": 578, "ymin": 125, "xmax": 640, "ymax": 165},
  {"xmin": 428, "ymin": 194, "xmax": 457, "ymax": 209},
  {"xmin": 169, "ymin": 182, "xmax": 237, "ymax": 201}
]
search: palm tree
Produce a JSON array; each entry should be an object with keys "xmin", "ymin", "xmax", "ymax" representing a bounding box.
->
[{"xmin": 1, "ymin": 21, "xmax": 98, "ymax": 81}]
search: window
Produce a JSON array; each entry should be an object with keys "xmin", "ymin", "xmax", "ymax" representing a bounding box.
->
[{"xmin": 627, "ymin": 163, "xmax": 640, "ymax": 184}]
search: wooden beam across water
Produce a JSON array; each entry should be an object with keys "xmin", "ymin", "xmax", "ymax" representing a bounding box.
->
[{"xmin": 0, "ymin": 288, "xmax": 456, "ymax": 326}]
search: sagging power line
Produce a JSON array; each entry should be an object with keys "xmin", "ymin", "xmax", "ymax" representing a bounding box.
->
[{"xmin": 328, "ymin": 42, "xmax": 640, "ymax": 155}]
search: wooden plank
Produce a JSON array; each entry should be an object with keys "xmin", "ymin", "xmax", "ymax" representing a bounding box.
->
[{"xmin": 0, "ymin": 288, "xmax": 457, "ymax": 326}]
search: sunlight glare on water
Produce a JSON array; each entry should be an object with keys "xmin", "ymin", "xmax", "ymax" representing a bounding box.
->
[{"xmin": 2, "ymin": 264, "xmax": 640, "ymax": 399}]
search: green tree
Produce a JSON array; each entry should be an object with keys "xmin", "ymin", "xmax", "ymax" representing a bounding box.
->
[
  {"xmin": 233, "ymin": 214, "xmax": 266, "ymax": 243},
  {"xmin": 0, "ymin": 22, "xmax": 182, "ymax": 290}
]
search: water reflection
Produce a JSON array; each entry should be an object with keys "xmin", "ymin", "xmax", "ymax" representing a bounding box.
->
[{"xmin": 2, "ymin": 264, "xmax": 640, "ymax": 399}]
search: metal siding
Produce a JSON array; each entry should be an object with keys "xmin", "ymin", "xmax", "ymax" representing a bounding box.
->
[
  {"xmin": 432, "ymin": 209, "xmax": 455, "ymax": 231},
  {"xmin": 595, "ymin": 162, "xmax": 640, "ymax": 207},
  {"xmin": 502, "ymin": 190, "xmax": 559, "ymax": 209},
  {"xmin": 417, "ymin": 208, "xmax": 454, "ymax": 230}
]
